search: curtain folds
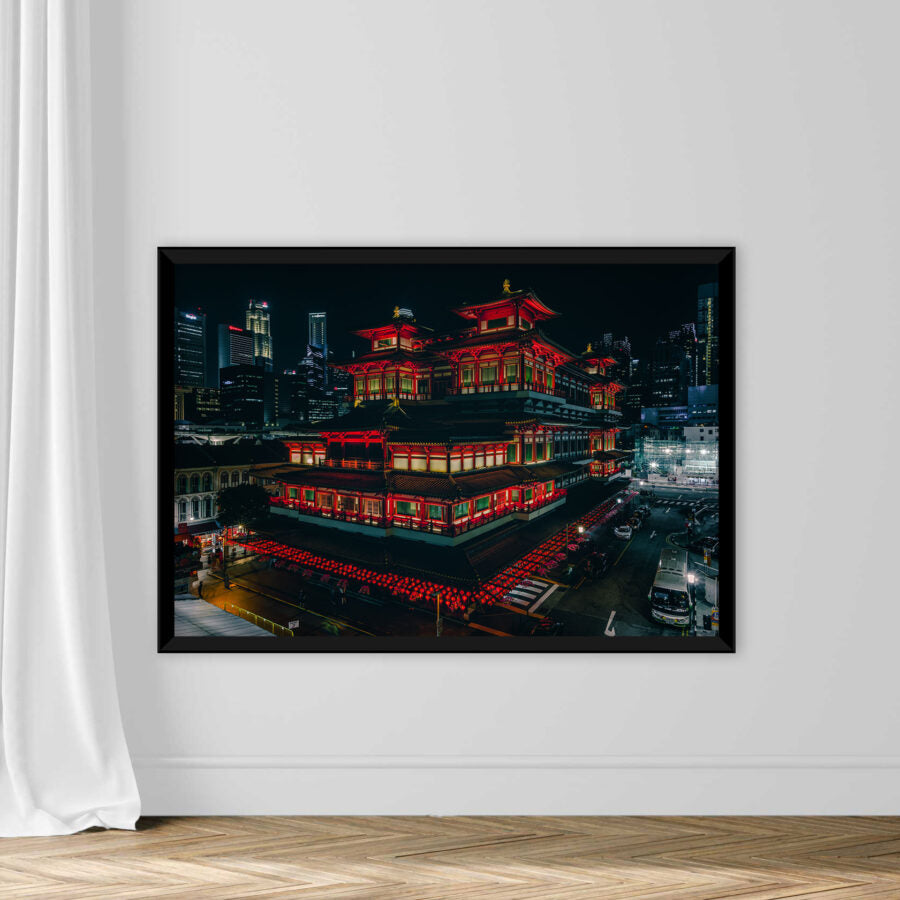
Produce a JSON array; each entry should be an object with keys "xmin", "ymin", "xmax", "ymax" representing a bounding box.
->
[{"xmin": 0, "ymin": 0, "xmax": 140, "ymax": 835}]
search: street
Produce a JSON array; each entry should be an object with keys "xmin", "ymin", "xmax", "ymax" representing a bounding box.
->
[{"xmin": 543, "ymin": 483, "xmax": 720, "ymax": 637}]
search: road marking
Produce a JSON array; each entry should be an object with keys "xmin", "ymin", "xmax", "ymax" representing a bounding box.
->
[
  {"xmin": 613, "ymin": 537, "xmax": 634, "ymax": 566},
  {"xmin": 529, "ymin": 584, "xmax": 558, "ymax": 613},
  {"xmin": 604, "ymin": 610, "xmax": 617, "ymax": 637}
]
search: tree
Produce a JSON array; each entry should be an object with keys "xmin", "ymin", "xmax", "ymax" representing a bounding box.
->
[{"xmin": 217, "ymin": 483, "xmax": 270, "ymax": 528}]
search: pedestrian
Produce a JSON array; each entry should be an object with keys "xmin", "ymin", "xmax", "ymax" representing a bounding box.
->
[
  {"xmin": 224, "ymin": 571, "xmax": 231, "ymax": 591},
  {"xmin": 197, "ymin": 579, "xmax": 203, "ymax": 598}
]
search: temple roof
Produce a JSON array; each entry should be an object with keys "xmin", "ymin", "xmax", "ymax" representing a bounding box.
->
[
  {"xmin": 436, "ymin": 327, "xmax": 576, "ymax": 362},
  {"xmin": 451, "ymin": 288, "xmax": 559, "ymax": 322}
]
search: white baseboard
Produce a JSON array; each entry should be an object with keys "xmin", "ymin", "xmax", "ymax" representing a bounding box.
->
[{"xmin": 134, "ymin": 756, "xmax": 900, "ymax": 816}]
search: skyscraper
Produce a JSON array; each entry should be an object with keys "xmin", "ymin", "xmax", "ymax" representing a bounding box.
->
[
  {"xmin": 667, "ymin": 322, "xmax": 699, "ymax": 388},
  {"xmin": 697, "ymin": 283, "xmax": 719, "ymax": 386},
  {"xmin": 308, "ymin": 312, "xmax": 328, "ymax": 386},
  {"xmin": 219, "ymin": 364, "xmax": 276, "ymax": 426},
  {"xmin": 217, "ymin": 324, "xmax": 254, "ymax": 383},
  {"xmin": 174, "ymin": 308, "xmax": 207, "ymax": 387},
  {"xmin": 308, "ymin": 312, "xmax": 326, "ymax": 349},
  {"xmin": 245, "ymin": 300, "xmax": 274, "ymax": 371}
]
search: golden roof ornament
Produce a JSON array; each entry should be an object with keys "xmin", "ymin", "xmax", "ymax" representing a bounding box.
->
[
  {"xmin": 502, "ymin": 279, "xmax": 517, "ymax": 295},
  {"xmin": 586, "ymin": 341, "xmax": 593, "ymax": 353},
  {"xmin": 392, "ymin": 305, "xmax": 400, "ymax": 318}
]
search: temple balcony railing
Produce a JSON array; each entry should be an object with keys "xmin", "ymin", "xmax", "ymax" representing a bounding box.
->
[
  {"xmin": 320, "ymin": 458, "xmax": 384, "ymax": 470},
  {"xmin": 357, "ymin": 391, "xmax": 431, "ymax": 402},
  {"xmin": 448, "ymin": 382, "xmax": 570, "ymax": 399},
  {"xmin": 270, "ymin": 490, "xmax": 567, "ymax": 535}
]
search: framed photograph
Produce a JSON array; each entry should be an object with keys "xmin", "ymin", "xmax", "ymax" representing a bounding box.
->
[{"xmin": 160, "ymin": 247, "xmax": 734, "ymax": 653}]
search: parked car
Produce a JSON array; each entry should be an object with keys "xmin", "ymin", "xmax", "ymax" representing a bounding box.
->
[
  {"xmin": 636, "ymin": 506, "xmax": 652, "ymax": 520},
  {"xmin": 613, "ymin": 525, "xmax": 633, "ymax": 540}
]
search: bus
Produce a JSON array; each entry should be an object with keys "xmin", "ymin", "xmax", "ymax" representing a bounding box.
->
[{"xmin": 648, "ymin": 548, "xmax": 692, "ymax": 628}]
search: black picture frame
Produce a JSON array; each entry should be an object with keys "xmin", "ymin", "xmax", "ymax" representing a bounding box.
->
[{"xmin": 159, "ymin": 247, "xmax": 735, "ymax": 653}]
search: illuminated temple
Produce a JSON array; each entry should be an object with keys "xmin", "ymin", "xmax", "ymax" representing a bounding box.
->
[{"xmin": 252, "ymin": 286, "xmax": 629, "ymax": 545}]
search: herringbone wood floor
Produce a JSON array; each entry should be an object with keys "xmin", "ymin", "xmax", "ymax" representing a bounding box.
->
[{"xmin": 2, "ymin": 817, "xmax": 900, "ymax": 899}]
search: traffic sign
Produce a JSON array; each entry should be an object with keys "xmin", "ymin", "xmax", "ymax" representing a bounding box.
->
[
  {"xmin": 711, "ymin": 607, "xmax": 719, "ymax": 624},
  {"xmin": 288, "ymin": 619, "xmax": 300, "ymax": 629}
]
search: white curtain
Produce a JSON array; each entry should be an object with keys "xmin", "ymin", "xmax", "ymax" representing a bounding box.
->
[{"xmin": 0, "ymin": 0, "xmax": 140, "ymax": 835}]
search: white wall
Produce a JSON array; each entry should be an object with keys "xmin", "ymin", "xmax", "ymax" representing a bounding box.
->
[{"xmin": 90, "ymin": 0, "xmax": 900, "ymax": 815}]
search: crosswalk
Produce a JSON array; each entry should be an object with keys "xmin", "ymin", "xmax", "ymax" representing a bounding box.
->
[
  {"xmin": 503, "ymin": 578, "xmax": 558, "ymax": 613},
  {"xmin": 655, "ymin": 498, "xmax": 718, "ymax": 511}
]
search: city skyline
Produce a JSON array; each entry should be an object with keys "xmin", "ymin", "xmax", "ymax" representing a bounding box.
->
[{"xmin": 174, "ymin": 263, "xmax": 717, "ymax": 388}]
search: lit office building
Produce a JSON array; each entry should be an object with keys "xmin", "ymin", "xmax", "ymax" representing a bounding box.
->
[
  {"xmin": 697, "ymin": 282, "xmax": 719, "ymax": 386},
  {"xmin": 217, "ymin": 325, "xmax": 254, "ymax": 384},
  {"xmin": 245, "ymin": 300, "xmax": 274, "ymax": 371},
  {"xmin": 174, "ymin": 308, "xmax": 207, "ymax": 387},
  {"xmin": 219, "ymin": 364, "xmax": 276, "ymax": 426}
]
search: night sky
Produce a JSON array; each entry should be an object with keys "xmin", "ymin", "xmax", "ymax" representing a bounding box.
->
[{"xmin": 173, "ymin": 263, "xmax": 717, "ymax": 383}]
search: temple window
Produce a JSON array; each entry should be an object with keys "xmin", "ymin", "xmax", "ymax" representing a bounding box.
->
[
  {"xmin": 395, "ymin": 500, "xmax": 416, "ymax": 517},
  {"xmin": 367, "ymin": 375, "xmax": 380, "ymax": 393},
  {"xmin": 303, "ymin": 489, "xmax": 314, "ymax": 503},
  {"xmin": 427, "ymin": 504, "xmax": 444, "ymax": 521},
  {"xmin": 475, "ymin": 450, "xmax": 485, "ymax": 468},
  {"xmin": 461, "ymin": 366, "xmax": 474, "ymax": 385},
  {"xmin": 474, "ymin": 496, "xmax": 491, "ymax": 513},
  {"xmin": 317, "ymin": 493, "xmax": 333, "ymax": 509},
  {"xmin": 429, "ymin": 455, "xmax": 448, "ymax": 472},
  {"xmin": 536, "ymin": 443, "xmax": 545, "ymax": 461},
  {"xmin": 374, "ymin": 336, "xmax": 396, "ymax": 350},
  {"xmin": 480, "ymin": 364, "xmax": 497, "ymax": 384},
  {"xmin": 449, "ymin": 453, "xmax": 462, "ymax": 473},
  {"xmin": 524, "ymin": 364, "xmax": 533, "ymax": 384},
  {"xmin": 288, "ymin": 488, "xmax": 298, "ymax": 499},
  {"xmin": 338, "ymin": 495, "xmax": 357, "ymax": 512},
  {"xmin": 354, "ymin": 376, "xmax": 364, "ymax": 395},
  {"xmin": 363, "ymin": 499, "xmax": 381, "ymax": 518},
  {"xmin": 410, "ymin": 454, "xmax": 427, "ymax": 472},
  {"xmin": 462, "ymin": 453, "xmax": 474, "ymax": 471},
  {"xmin": 524, "ymin": 443, "xmax": 533, "ymax": 463},
  {"xmin": 392, "ymin": 453, "xmax": 409, "ymax": 470},
  {"xmin": 506, "ymin": 443, "xmax": 518, "ymax": 463},
  {"xmin": 524, "ymin": 488, "xmax": 534, "ymax": 502},
  {"xmin": 400, "ymin": 374, "xmax": 414, "ymax": 393},
  {"xmin": 453, "ymin": 501, "xmax": 469, "ymax": 520},
  {"xmin": 504, "ymin": 362, "xmax": 518, "ymax": 382},
  {"xmin": 416, "ymin": 378, "xmax": 429, "ymax": 394}
]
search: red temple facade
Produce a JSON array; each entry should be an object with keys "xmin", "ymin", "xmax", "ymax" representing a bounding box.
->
[{"xmin": 251, "ymin": 287, "xmax": 629, "ymax": 545}]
